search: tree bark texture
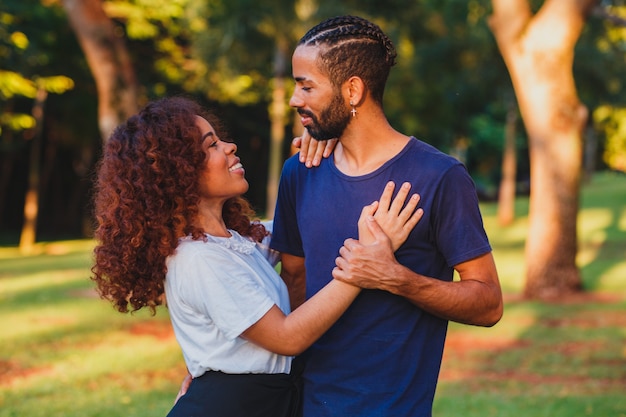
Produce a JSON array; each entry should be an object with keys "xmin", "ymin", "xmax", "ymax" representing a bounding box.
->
[
  {"xmin": 62, "ymin": 0, "xmax": 138, "ymax": 142},
  {"xmin": 489, "ymin": 0, "xmax": 598, "ymax": 298},
  {"xmin": 497, "ymin": 99, "xmax": 518, "ymax": 226}
]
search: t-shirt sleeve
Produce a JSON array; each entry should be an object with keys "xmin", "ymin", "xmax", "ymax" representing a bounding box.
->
[
  {"xmin": 179, "ymin": 247, "xmax": 276, "ymax": 340},
  {"xmin": 432, "ymin": 164, "xmax": 492, "ymax": 267},
  {"xmin": 270, "ymin": 156, "xmax": 305, "ymax": 257}
]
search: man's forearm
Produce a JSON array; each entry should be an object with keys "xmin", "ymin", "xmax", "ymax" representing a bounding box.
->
[
  {"xmin": 333, "ymin": 242, "xmax": 503, "ymax": 327},
  {"xmin": 375, "ymin": 255, "xmax": 503, "ymax": 327}
]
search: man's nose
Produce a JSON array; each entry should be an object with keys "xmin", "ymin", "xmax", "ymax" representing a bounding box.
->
[{"xmin": 289, "ymin": 92, "xmax": 302, "ymax": 108}]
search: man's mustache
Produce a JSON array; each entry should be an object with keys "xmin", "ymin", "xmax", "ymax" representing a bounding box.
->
[{"xmin": 297, "ymin": 109, "xmax": 315, "ymax": 119}]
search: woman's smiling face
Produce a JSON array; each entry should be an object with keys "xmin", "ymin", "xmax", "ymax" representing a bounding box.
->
[{"xmin": 195, "ymin": 115, "xmax": 248, "ymax": 203}]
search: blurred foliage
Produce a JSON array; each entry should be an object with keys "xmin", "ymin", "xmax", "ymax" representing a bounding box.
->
[
  {"xmin": 0, "ymin": 70, "xmax": 37, "ymax": 99},
  {"xmin": 102, "ymin": 0, "xmax": 210, "ymax": 99},
  {"xmin": 582, "ymin": 2, "xmax": 626, "ymax": 172},
  {"xmin": 0, "ymin": 0, "xmax": 99, "ymax": 241},
  {"xmin": 0, "ymin": 2, "xmax": 94, "ymax": 139},
  {"xmin": 595, "ymin": 105, "xmax": 626, "ymax": 171},
  {"xmin": 0, "ymin": 69, "xmax": 73, "ymax": 135},
  {"xmin": 0, "ymin": 0, "xmax": 625, "ymax": 241}
]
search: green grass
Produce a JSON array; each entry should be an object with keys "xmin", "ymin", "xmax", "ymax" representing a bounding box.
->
[{"xmin": 1, "ymin": 171, "xmax": 625, "ymax": 416}]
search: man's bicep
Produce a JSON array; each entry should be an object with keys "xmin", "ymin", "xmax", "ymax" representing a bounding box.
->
[
  {"xmin": 279, "ymin": 253, "xmax": 306, "ymax": 310},
  {"xmin": 454, "ymin": 252, "xmax": 499, "ymax": 287},
  {"xmin": 454, "ymin": 252, "xmax": 503, "ymax": 325}
]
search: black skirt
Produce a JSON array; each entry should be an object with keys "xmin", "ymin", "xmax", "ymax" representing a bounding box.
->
[{"xmin": 166, "ymin": 368, "xmax": 302, "ymax": 417}]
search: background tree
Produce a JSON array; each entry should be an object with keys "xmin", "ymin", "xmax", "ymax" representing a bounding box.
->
[
  {"xmin": 489, "ymin": 0, "xmax": 619, "ymax": 298},
  {"xmin": 1, "ymin": 3, "xmax": 82, "ymax": 247},
  {"xmin": 19, "ymin": 77, "xmax": 74, "ymax": 254},
  {"xmin": 62, "ymin": 0, "xmax": 139, "ymax": 141},
  {"xmin": 497, "ymin": 98, "xmax": 520, "ymax": 226}
]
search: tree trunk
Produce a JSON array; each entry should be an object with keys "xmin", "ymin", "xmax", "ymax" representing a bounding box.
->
[
  {"xmin": 489, "ymin": 0, "xmax": 597, "ymax": 299},
  {"xmin": 19, "ymin": 88, "xmax": 47, "ymax": 255},
  {"xmin": 582, "ymin": 125, "xmax": 597, "ymax": 183},
  {"xmin": 62, "ymin": 0, "xmax": 138, "ymax": 142},
  {"xmin": 497, "ymin": 100, "xmax": 518, "ymax": 226},
  {"xmin": 266, "ymin": 39, "xmax": 289, "ymax": 218},
  {"xmin": 0, "ymin": 138, "xmax": 15, "ymax": 225}
]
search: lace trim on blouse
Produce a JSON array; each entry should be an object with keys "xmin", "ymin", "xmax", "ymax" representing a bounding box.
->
[
  {"xmin": 178, "ymin": 230, "xmax": 256, "ymax": 255},
  {"xmin": 176, "ymin": 229, "xmax": 256, "ymax": 255},
  {"xmin": 208, "ymin": 230, "xmax": 256, "ymax": 254}
]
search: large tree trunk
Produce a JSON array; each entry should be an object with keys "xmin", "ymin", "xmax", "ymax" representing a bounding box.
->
[
  {"xmin": 489, "ymin": 0, "xmax": 597, "ymax": 299},
  {"xmin": 62, "ymin": 0, "xmax": 138, "ymax": 142}
]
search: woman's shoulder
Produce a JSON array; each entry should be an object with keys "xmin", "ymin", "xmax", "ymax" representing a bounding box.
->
[{"xmin": 171, "ymin": 236, "xmax": 227, "ymax": 263}]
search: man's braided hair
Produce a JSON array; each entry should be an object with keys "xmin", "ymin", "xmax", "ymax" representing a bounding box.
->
[{"xmin": 298, "ymin": 15, "xmax": 397, "ymax": 105}]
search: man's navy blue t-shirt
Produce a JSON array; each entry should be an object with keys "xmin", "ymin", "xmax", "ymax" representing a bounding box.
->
[{"xmin": 271, "ymin": 137, "xmax": 491, "ymax": 417}]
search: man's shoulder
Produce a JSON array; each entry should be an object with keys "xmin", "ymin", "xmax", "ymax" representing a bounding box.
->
[
  {"xmin": 402, "ymin": 137, "xmax": 462, "ymax": 170},
  {"xmin": 280, "ymin": 152, "xmax": 334, "ymax": 182},
  {"xmin": 282, "ymin": 152, "xmax": 304, "ymax": 171},
  {"xmin": 408, "ymin": 137, "xmax": 454, "ymax": 157},
  {"xmin": 279, "ymin": 153, "xmax": 309, "ymax": 182}
]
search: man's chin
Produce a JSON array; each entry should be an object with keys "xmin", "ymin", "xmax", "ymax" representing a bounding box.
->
[{"xmin": 306, "ymin": 127, "xmax": 335, "ymax": 142}]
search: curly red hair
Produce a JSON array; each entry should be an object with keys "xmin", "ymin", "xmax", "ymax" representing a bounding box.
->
[{"xmin": 91, "ymin": 97, "xmax": 267, "ymax": 314}]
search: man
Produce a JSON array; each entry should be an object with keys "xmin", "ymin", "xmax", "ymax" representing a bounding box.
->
[{"xmin": 270, "ymin": 15, "xmax": 503, "ymax": 417}]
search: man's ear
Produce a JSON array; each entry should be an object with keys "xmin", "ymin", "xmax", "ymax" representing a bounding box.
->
[{"xmin": 344, "ymin": 76, "xmax": 365, "ymax": 107}]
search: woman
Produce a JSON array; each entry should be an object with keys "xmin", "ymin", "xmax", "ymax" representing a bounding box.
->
[{"xmin": 91, "ymin": 96, "xmax": 422, "ymax": 417}]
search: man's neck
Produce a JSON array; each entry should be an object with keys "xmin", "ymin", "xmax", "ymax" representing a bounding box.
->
[{"xmin": 334, "ymin": 122, "xmax": 410, "ymax": 176}]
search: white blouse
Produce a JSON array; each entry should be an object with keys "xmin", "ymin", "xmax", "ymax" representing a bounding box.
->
[{"xmin": 164, "ymin": 227, "xmax": 292, "ymax": 377}]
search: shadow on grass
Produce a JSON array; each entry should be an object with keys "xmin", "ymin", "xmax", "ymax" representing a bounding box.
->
[
  {"xmin": 437, "ymin": 173, "xmax": 626, "ymax": 416},
  {"xmin": 436, "ymin": 295, "xmax": 626, "ymax": 417},
  {"xmin": 0, "ymin": 240, "xmax": 94, "ymax": 276},
  {"xmin": 579, "ymin": 173, "xmax": 626, "ymax": 291}
]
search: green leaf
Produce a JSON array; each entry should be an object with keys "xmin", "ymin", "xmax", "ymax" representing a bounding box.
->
[{"xmin": 0, "ymin": 70, "xmax": 37, "ymax": 98}]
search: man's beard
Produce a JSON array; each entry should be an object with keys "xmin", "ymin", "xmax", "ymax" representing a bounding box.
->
[{"xmin": 300, "ymin": 94, "xmax": 351, "ymax": 141}]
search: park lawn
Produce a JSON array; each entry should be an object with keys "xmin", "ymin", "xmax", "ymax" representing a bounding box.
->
[{"xmin": 1, "ymin": 171, "xmax": 625, "ymax": 416}]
